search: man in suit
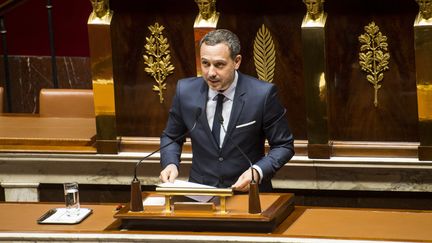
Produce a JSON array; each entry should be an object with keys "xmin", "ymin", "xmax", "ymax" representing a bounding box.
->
[{"xmin": 159, "ymin": 29, "xmax": 294, "ymax": 192}]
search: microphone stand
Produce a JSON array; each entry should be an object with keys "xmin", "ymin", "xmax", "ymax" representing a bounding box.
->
[
  {"xmin": 248, "ymin": 179, "xmax": 261, "ymax": 214},
  {"xmin": 130, "ymin": 178, "xmax": 143, "ymax": 211},
  {"xmin": 220, "ymin": 117, "xmax": 261, "ymax": 214},
  {"xmin": 130, "ymin": 109, "xmax": 202, "ymax": 212},
  {"xmin": 130, "ymin": 152, "xmax": 156, "ymax": 212}
]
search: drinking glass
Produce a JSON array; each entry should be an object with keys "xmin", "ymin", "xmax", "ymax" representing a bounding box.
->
[{"xmin": 63, "ymin": 182, "xmax": 80, "ymax": 216}]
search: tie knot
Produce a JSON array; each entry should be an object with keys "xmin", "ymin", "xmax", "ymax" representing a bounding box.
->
[{"xmin": 215, "ymin": 93, "xmax": 225, "ymax": 103}]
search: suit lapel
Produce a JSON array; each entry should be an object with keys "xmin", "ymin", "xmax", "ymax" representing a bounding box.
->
[
  {"xmin": 197, "ymin": 79, "xmax": 219, "ymax": 148},
  {"xmin": 221, "ymin": 73, "xmax": 246, "ymax": 148}
]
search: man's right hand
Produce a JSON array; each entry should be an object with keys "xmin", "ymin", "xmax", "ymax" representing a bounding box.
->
[{"xmin": 159, "ymin": 164, "xmax": 178, "ymax": 183}]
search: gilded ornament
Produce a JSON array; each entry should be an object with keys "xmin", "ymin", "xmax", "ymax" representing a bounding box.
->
[
  {"xmin": 88, "ymin": 0, "xmax": 112, "ymax": 23},
  {"xmin": 303, "ymin": 0, "xmax": 325, "ymax": 22},
  {"xmin": 253, "ymin": 24, "xmax": 276, "ymax": 83},
  {"xmin": 358, "ymin": 22, "xmax": 390, "ymax": 107},
  {"xmin": 415, "ymin": 0, "xmax": 432, "ymax": 25},
  {"xmin": 143, "ymin": 23, "xmax": 175, "ymax": 104},
  {"xmin": 194, "ymin": 0, "xmax": 220, "ymax": 27},
  {"xmin": 416, "ymin": 0, "xmax": 432, "ymax": 20}
]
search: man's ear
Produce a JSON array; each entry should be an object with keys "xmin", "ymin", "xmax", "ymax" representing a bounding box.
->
[{"xmin": 234, "ymin": 55, "xmax": 242, "ymax": 70}]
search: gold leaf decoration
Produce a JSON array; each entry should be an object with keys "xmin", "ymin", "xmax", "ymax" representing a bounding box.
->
[
  {"xmin": 358, "ymin": 21, "xmax": 390, "ymax": 107},
  {"xmin": 253, "ymin": 24, "xmax": 276, "ymax": 83},
  {"xmin": 143, "ymin": 22, "xmax": 175, "ymax": 103}
]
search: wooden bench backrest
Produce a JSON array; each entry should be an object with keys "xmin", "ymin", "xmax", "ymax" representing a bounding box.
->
[{"xmin": 39, "ymin": 88, "xmax": 95, "ymax": 118}]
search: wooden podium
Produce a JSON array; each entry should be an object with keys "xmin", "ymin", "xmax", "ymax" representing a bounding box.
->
[{"xmin": 114, "ymin": 192, "xmax": 294, "ymax": 233}]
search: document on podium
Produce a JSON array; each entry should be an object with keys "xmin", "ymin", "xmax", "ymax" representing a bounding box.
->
[
  {"xmin": 37, "ymin": 208, "xmax": 92, "ymax": 224},
  {"xmin": 157, "ymin": 179, "xmax": 216, "ymax": 203}
]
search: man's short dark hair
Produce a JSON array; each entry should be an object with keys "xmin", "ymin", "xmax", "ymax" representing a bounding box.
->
[{"xmin": 199, "ymin": 29, "xmax": 241, "ymax": 60}]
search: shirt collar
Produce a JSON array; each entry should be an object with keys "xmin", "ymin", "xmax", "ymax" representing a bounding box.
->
[{"xmin": 208, "ymin": 71, "xmax": 238, "ymax": 101}]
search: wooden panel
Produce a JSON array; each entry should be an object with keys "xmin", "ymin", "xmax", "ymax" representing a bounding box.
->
[
  {"xmin": 280, "ymin": 207, "xmax": 432, "ymax": 242},
  {"xmin": 111, "ymin": 0, "xmax": 197, "ymax": 137},
  {"xmin": 1, "ymin": 201, "xmax": 431, "ymax": 243},
  {"xmin": 110, "ymin": 0, "xmax": 307, "ymax": 139},
  {"xmin": 0, "ymin": 115, "xmax": 96, "ymax": 153},
  {"xmin": 216, "ymin": 0, "xmax": 307, "ymax": 140},
  {"xmin": 110, "ymin": 0, "xmax": 420, "ymax": 142},
  {"xmin": 114, "ymin": 193, "xmax": 295, "ymax": 232},
  {"xmin": 2, "ymin": 0, "xmax": 424, "ymax": 152},
  {"xmin": 326, "ymin": 0, "xmax": 419, "ymax": 142}
]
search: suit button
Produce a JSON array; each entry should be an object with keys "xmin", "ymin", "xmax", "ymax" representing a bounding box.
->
[{"xmin": 218, "ymin": 157, "xmax": 223, "ymax": 162}]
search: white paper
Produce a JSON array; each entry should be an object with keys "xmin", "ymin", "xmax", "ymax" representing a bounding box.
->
[
  {"xmin": 157, "ymin": 179, "xmax": 215, "ymax": 202},
  {"xmin": 158, "ymin": 179, "xmax": 216, "ymax": 189},
  {"xmin": 143, "ymin": 196, "xmax": 166, "ymax": 206},
  {"xmin": 40, "ymin": 208, "xmax": 91, "ymax": 224}
]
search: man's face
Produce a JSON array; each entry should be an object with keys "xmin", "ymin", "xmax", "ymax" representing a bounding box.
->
[
  {"xmin": 417, "ymin": 0, "xmax": 432, "ymax": 19},
  {"xmin": 196, "ymin": 0, "xmax": 213, "ymax": 20},
  {"xmin": 304, "ymin": 0, "xmax": 323, "ymax": 20},
  {"xmin": 200, "ymin": 43, "xmax": 241, "ymax": 91}
]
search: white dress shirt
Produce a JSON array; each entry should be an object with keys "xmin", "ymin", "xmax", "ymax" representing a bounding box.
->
[
  {"xmin": 206, "ymin": 72, "xmax": 237, "ymax": 148},
  {"xmin": 206, "ymin": 71, "xmax": 263, "ymax": 182}
]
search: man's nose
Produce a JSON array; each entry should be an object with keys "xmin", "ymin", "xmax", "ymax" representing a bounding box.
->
[{"xmin": 208, "ymin": 65, "xmax": 217, "ymax": 76}]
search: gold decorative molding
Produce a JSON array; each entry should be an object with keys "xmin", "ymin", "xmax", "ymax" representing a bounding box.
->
[
  {"xmin": 253, "ymin": 24, "xmax": 276, "ymax": 83},
  {"xmin": 358, "ymin": 22, "xmax": 390, "ymax": 107},
  {"xmin": 143, "ymin": 23, "xmax": 175, "ymax": 104}
]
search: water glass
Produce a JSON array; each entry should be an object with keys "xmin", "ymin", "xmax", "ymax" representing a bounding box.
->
[{"xmin": 63, "ymin": 182, "xmax": 80, "ymax": 216}]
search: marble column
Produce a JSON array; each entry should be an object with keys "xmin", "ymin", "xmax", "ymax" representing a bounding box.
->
[{"xmin": 1, "ymin": 182, "xmax": 39, "ymax": 202}]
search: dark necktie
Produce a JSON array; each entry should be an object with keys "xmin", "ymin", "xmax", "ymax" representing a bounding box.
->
[{"xmin": 212, "ymin": 93, "xmax": 224, "ymax": 146}]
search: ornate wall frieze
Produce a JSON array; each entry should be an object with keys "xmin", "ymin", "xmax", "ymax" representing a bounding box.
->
[
  {"xmin": 358, "ymin": 22, "xmax": 390, "ymax": 107},
  {"xmin": 253, "ymin": 24, "xmax": 276, "ymax": 83},
  {"xmin": 143, "ymin": 23, "xmax": 175, "ymax": 104}
]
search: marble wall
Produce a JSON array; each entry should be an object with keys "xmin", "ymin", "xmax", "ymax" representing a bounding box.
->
[{"xmin": 0, "ymin": 56, "xmax": 92, "ymax": 113}]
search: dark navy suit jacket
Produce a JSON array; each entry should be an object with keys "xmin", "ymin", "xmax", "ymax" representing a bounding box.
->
[{"xmin": 160, "ymin": 72, "xmax": 294, "ymax": 191}]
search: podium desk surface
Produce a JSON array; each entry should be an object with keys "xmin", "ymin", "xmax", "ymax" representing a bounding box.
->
[
  {"xmin": 0, "ymin": 203, "xmax": 116, "ymax": 232},
  {"xmin": 0, "ymin": 201, "xmax": 432, "ymax": 243}
]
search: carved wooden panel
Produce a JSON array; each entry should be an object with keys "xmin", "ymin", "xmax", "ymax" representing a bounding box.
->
[
  {"xmin": 326, "ymin": 0, "xmax": 419, "ymax": 142},
  {"xmin": 110, "ymin": 0, "xmax": 307, "ymax": 139}
]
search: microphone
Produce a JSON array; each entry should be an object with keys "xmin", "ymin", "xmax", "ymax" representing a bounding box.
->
[
  {"xmin": 219, "ymin": 115, "xmax": 261, "ymax": 214},
  {"xmin": 130, "ymin": 108, "xmax": 202, "ymax": 212}
]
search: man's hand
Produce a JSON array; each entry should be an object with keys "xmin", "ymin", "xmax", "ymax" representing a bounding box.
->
[
  {"xmin": 159, "ymin": 164, "xmax": 178, "ymax": 183},
  {"xmin": 231, "ymin": 168, "xmax": 260, "ymax": 192}
]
